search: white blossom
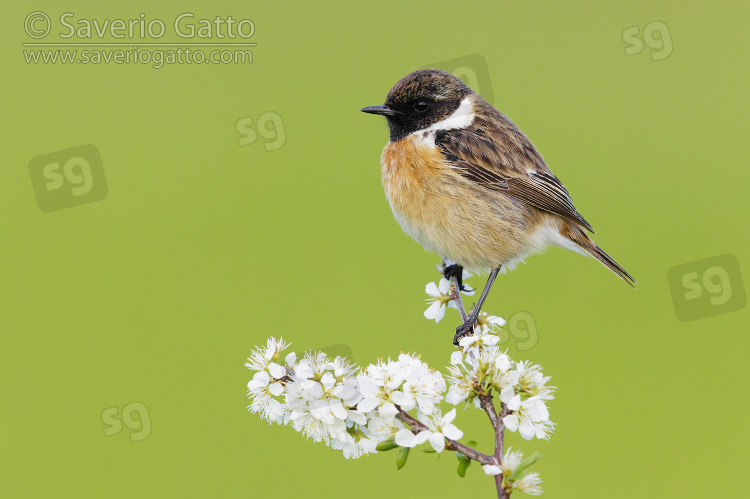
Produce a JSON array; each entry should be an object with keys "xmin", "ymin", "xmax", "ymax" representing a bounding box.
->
[
  {"xmin": 282, "ymin": 351, "xmax": 375, "ymax": 457},
  {"xmin": 500, "ymin": 447, "xmax": 524, "ymax": 476},
  {"xmin": 459, "ymin": 331, "xmax": 500, "ymax": 360},
  {"xmin": 445, "ymin": 358, "xmax": 477, "ymax": 405},
  {"xmin": 289, "ymin": 410, "xmax": 336, "ymax": 443},
  {"xmin": 424, "ymin": 279, "xmax": 452, "ymax": 322},
  {"xmin": 330, "ymin": 427, "xmax": 379, "ymax": 459},
  {"xmin": 357, "ymin": 360, "xmax": 404, "ymax": 416},
  {"xmin": 514, "ymin": 472, "xmax": 543, "ymax": 495},
  {"xmin": 244, "ymin": 337, "xmax": 291, "ymax": 372},
  {"xmin": 492, "ymin": 354, "xmax": 521, "ymax": 404},
  {"xmin": 357, "ymin": 354, "xmax": 445, "ymax": 417},
  {"xmin": 515, "ymin": 361, "xmax": 555, "ymax": 401},
  {"xmin": 390, "ymin": 353, "xmax": 445, "ymax": 414},
  {"xmin": 367, "ymin": 413, "xmax": 405, "ymax": 441},
  {"xmin": 473, "ymin": 311, "xmax": 506, "ymax": 333},
  {"xmin": 245, "ymin": 337, "xmax": 294, "ymax": 424},
  {"xmin": 447, "ymin": 334, "xmax": 519, "ymax": 406},
  {"xmin": 503, "ymin": 395, "xmax": 553, "ymax": 440},
  {"xmin": 247, "ymin": 371, "xmax": 287, "ymax": 424},
  {"xmin": 396, "ymin": 408, "xmax": 463, "ymax": 453}
]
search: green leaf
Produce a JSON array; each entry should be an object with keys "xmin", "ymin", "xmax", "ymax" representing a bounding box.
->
[
  {"xmin": 422, "ymin": 447, "xmax": 437, "ymax": 453},
  {"xmin": 509, "ymin": 451, "xmax": 542, "ymax": 481},
  {"xmin": 376, "ymin": 439, "xmax": 399, "ymax": 452},
  {"xmin": 457, "ymin": 457, "xmax": 471, "ymax": 477},
  {"xmin": 467, "ymin": 440, "xmax": 478, "ymax": 448},
  {"xmin": 396, "ymin": 447, "xmax": 411, "ymax": 470}
]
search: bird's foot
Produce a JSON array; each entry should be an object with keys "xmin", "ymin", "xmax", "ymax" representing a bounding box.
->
[
  {"xmin": 453, "ymin": 321, "xmax": 476, "ymax": 346},
  {"xmin": 442, "ymin": 263, "xmax": 468, "ymax": 292}
]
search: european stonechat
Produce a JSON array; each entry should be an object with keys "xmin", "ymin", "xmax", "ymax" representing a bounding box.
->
[{"xmin": 362, "ymin": 69, "xmax": 635, "ymax": 344}]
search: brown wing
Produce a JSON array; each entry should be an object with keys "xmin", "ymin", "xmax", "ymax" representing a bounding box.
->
[{"xmin": 434, "ymin": 112, "xmax": 594, "ymax": 233}]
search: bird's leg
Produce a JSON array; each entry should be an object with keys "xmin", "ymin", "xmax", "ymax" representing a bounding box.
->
[
  {"xmin": 453, "ymin": 266, "xmax": 501, "ymax": 346},
  {"xmin": 442, "ymin": 260, "xmax": 468, "ymax": 323}
]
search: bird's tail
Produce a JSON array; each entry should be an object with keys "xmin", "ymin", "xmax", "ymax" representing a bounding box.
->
[{"xmin": 561, "ymin": 224, "xmax": 636, "ymax": 287}]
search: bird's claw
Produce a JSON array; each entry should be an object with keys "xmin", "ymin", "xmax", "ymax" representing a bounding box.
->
[
  {"xmin": 453, "ymin": 322, "xmax": 475, "ymax": 346},
  {"xmin": 443, "ymin": 263, "xmax": 468, "ymax": 292}
]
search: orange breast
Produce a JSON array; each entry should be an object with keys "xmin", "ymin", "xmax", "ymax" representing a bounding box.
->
[
  {"xmin": 381, "ymin": 135, "xmax": 444, "ymax": 188},
  {"xmin": 379, "ymin": 135, "xmax": 543, "ymax": 272},
  {"xmin": 380, "ymin": 136, "xmax": 447, "ymax": 240}
]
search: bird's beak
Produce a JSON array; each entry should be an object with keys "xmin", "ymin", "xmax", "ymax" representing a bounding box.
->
[{"xmin": 361, "ymin": 104, "xmax": 400, "ymax": 116}]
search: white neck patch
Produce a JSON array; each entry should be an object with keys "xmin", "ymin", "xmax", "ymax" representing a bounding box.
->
[
  {"xmin": 409, "ymin": 97, "xmax": 475, "ymax": 147},
  {"xmin": 425, "ymin": 97, "xmax": 475, "ymax": 132}
]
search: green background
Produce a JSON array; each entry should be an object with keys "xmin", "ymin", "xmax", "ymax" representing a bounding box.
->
[{"xmin": 2, "ymin": 1, "xmax": 748, "ymax": 497}]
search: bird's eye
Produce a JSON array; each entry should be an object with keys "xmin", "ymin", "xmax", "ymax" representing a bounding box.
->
[{"xmin": 414, "ymin": 100, "xmax": 430, "ymax": 112}]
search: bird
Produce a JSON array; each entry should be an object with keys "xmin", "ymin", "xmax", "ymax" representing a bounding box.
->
[{"xmin": 361, "ymin": 69, "xmax": 635, "ymax": 345}]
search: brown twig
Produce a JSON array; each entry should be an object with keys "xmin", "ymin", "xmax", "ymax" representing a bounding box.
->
[{"xmin": 479, "ymin": 393, "xmax": 511, "ymax": 499}]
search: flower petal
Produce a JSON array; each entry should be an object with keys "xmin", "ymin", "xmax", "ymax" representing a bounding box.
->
[
  {"xmin": 445, "ymin": 388, "xmax": 468, "ymax": 405},
  {"xmin": 425, "ymin": 282, "xmax": 439, "ymax": 297},
  {"xmin": 252, "ymin": 371, "xmax": 270, "ymax": 386},
  {"xmin": 390, "ymin": 391, "xmax": 415, "ymax": 411},
  {"xmin": 450, "ymin": 351, "xmax": 464, "ymax": 365},
  {"xmin": 503, "ymin": 413, "xmax": 520, "ymax": 432},
  {"xmin": 428, "ymin": 432, "xmax": 445, "ymax": 452},
  {"xmin": 442, "ymin": 423, "xmax": 463, "ymax": 440},
  {"xmin": 357, "ymin": 398, "xmax": 378, "ymax": 414},
  {"xmin": 285, "ymin": 352, "xmax": 297, "ymax": 366},
  {"xmin": 482, "ymin": 464, "xmax": 502, "ymax": 476},
  {"xmin": 499, "ymin": 386, "xmax": 516, "ymax": 404},
  {"xmin": 268, "ymin": 362, "xmax": 286, "ymax": 379},
  {"xmin": 488, "ymin": 316, "xmax": 506, "ymax": 327},
  {"xmin": 395, "ymin": 429, "xmax": 417, "ymax": 447},
  {"xmin": 268, "ymin": 382, "xmax": 284, "ymax": 396},
  {"xmin": 321, "ymin": 371, "xmax": 336, "ymax": 389},
  {"xmin": 483, "ymin": 334, "xmax": 500, "ymax": 346},
  {"xmin": 424, "ymin": 301, "xmax": 442, "ymax": 320},
  {"xmin": 442, "ymin": 408, "xmax": 457, "ymax": 425},
  {"xmin": 519, "ymin": 420, "xmax": 536, "ymax": 440},
  {"xmin": 330, "ymin": 399, "xmax": 348, "ymax": 420},
  {"xmin": 458, "ymin": 336, "xmax": 476, "ymax": 348},
  {"xmin": 506, "ymin": 395, "xmax": 521, "ymax": 412},
  {"xmin": 380, "ymin": 402, "xmax": 398, "ymax": 418},
  {"xmin": 495, "ymin": 354, "xmax": 511, "ymax": 373},
  {"xmin": 347, "ymin": 410, "xmax": 367, "ymax": 425},
  {"xmin": 295, "ymin": 363, "xmax": 313, "ymax": 379}
]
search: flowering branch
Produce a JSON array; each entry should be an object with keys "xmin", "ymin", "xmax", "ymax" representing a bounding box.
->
[
  {"xmin": 395, "ymin": 409, "xmax": 497, "ymax": 466},
  {"xmin": 245, "ymin": 262, "xmax": 554, "ymax": 497},
  {"xmin": 479, "ymin": 393, "xmax": 511, "ymax": 498}
]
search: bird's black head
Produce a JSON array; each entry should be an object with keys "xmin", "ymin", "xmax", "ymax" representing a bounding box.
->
[{"xmin": 361, "ymin": 69, "xmax": 472, "ymax": 142}]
